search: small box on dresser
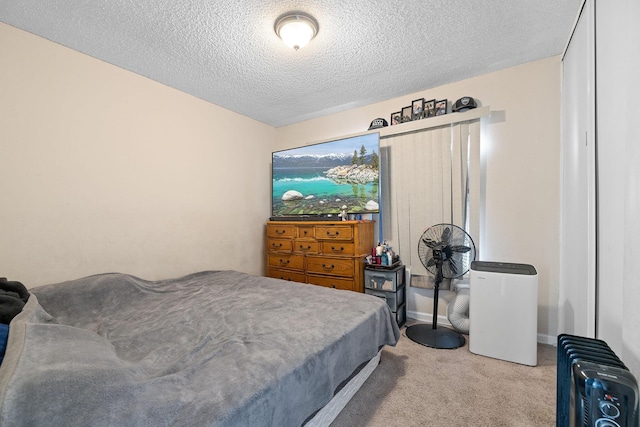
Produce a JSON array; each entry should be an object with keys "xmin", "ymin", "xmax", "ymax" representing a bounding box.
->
[{"xmin": 364, "ymin": 264, "xmax": 406, "ymax": 327}]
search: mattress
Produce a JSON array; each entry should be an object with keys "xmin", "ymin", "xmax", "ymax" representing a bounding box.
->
[{"xmin": 0, "ymin": 270, "xmax": 399, "ymax": 426}]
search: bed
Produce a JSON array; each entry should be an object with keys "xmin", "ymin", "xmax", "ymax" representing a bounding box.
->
[{"xmin": 0, "ymin": 270, "xmax": 399, "ymax": 426}]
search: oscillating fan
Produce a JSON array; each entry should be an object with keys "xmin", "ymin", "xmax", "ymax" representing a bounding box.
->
[{"xmin": 406, "ymin": 223, "xmax": 476, "ymax": 349}]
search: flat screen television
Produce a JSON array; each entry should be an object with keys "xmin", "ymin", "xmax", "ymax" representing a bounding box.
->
[{"xmin": 271, "ymin": 133, "xmax": 380, "ymax": 219}]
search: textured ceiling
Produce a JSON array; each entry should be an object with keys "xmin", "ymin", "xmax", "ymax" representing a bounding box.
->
[{"xmin": 0, "ymin": 1, "xmax": 580, "ymax": 127}]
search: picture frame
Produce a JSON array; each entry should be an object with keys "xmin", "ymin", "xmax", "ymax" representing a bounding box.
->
[
  {"xmin": 391, "ymin": 111, "xmax": 402, "ymax": 126},
  {"xmin": 435, "ymin": 99, "xmax": 448, "ymax": 116},
  {"xmin": 401, "ymin": 106, "xmax": 412, "ymax": 123},
  {"xmin": 411, "ymin": 98, "xmax": 424, "ymax": 120},
  {"xmin": 423, "ymin": 99, "xmax": 436, "ymax": 118}
]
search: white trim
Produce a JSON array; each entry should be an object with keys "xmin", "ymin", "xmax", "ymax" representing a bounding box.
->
[
  {"xmin": 537, "ymin": 333, "xmax": 557, "ymax": 346},
  {"xmin": 407, "ymin": 311, "xmax": 452, "ymax": 327},
  {"xmin": 408, "ymin": 312, "xmax": 558, "ymax": 346}
]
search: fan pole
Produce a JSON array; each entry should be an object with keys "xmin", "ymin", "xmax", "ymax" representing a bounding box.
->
[
  {"xmin": 406, "ymin": 262, "xmax": 466, "ymax": 349},
  {"xmin": 431, "ymin": 280, "xmax": 440, "ymax": 329},
  {"xmin": 431, "ymin": 262, "xmax": 444, "ymax": 329}
]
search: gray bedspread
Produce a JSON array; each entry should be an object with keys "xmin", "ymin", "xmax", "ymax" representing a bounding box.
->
[{"xmin": 0, "ymin": 270, "xmax": 399, "ymax": 426}]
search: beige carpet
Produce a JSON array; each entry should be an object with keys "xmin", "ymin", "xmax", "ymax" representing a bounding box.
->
[{"xmin": 331, "ymin": 322, "xmax": 557, "ymax": 427}]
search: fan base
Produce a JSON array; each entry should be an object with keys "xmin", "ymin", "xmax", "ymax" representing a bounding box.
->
[{"xmin": 406, "ymin": 324, "xmax": 466, "ymax": 349}]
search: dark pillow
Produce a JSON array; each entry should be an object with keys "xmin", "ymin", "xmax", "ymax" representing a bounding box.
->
[
  {"xmin": 0, "ymin": 278, "xmax": 30, "ymax": 324},
  {"xmin": 0, "ymin": 278, "xmax": 30, "ymax": 303}
]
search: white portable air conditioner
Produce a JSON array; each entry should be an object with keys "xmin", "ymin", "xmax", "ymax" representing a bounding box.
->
[{"xmin": 469, "ymin": 261, "xmax": 538, "ymax": 366}]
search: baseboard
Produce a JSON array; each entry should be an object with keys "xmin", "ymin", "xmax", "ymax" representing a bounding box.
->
[
  {"xmin": 537, "ymin": 333, "xmax": 556, "ymax": 346},
  {"xmin": 408, "ymin": 311, "xmax": 558, "ymax": 346},
  {"xmin": 407, "ymin": 310, "xmax": 452, "ymax": 327}
]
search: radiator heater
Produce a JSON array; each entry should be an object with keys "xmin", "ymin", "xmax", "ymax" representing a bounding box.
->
[{"xmin": 557, "ymin": 334, "xmax": 639, "ymax": 427}]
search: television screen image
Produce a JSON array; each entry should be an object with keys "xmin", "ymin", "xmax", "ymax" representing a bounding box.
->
[{"xmin": 272, "ymin": 133, "xmax": 380, "ymax": 218}]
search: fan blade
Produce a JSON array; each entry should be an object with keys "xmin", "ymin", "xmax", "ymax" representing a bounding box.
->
[
  {"xmin": 441, "ymin": 227, "xmax": 451, "ymax": 244},
  {"xmin": 450, "ymin": 245, "xmax": 472, "ymax": 253},
  {"xmin": 422, "ymin": 237, "xmax": 439, "ymax": 249},
  {"xmin": 448, "ymin": 258, "xmax": 459, "ymax": 275},
  {"xmin": 426, "ymin": 257, "xmax": 436, "ymax": 268}
]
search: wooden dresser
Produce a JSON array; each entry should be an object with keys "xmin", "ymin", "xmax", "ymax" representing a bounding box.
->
[{"xmin": 266, "ymin": 220, "xmax": 375, "ymax": 292}]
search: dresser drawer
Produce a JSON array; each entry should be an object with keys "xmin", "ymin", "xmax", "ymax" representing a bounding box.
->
[
  {"xmin": 321, "ymin": 242, "xmax": 356, "ymax": 256},
  {"xmin": 306, "ymin": 274, "xmax": 355, "ymax": 291},
  {"xmin": 297, "ymin": 225, "xmax": 316, "ymax": 239},
  {"xmin": 293, "ymin": 240, "xmax": 320, "ymax": 254},
  {"xmin": 306, "ymin": 256, "xmax": 355, "ymax": 277},
  {"xmin": 267, "ymin": 253, "xmax": 305, "ymax": 271},
  {"xmin": 267, "ymin": 238, "xmax": 293, "ymax": 252},
  {"xmin": 267, "ymin": 224, "xmax": 297, "ymax": 239},
  {"xmin": 267, "ymin": 268, "xmax": 306, "ymax": 283},
  {"xmin": 315, "ymin": 225, "xmax": 353, "ymax": 241}
]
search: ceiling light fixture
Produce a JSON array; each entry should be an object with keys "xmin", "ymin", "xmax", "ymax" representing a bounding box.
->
[{"xmin": 274, "ymin": 12, "xmax": 318, "ymax": 50}]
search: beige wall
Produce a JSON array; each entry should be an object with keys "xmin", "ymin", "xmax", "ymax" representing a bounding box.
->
[
  {"xmin": 0, "ymin": 23, "xmax": 275, "ymax": 286},
  {"xmin": 277, "ymin": 57, "xmax": 562, "ymax": 341}
]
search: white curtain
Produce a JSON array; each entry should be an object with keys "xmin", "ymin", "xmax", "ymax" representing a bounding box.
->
[{"xmin": 380, "ymin": 119, "xmax": 480, "ymax": 286}]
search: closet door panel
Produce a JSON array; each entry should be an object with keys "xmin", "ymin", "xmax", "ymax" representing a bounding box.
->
[{"xmin": 560, "ymin": 0, "xmax": 596, "ymax": 337}]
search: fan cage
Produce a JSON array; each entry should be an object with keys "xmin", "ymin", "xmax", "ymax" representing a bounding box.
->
[{"xmin": 417, "ymin": 223, "xmax": 475, "ymax": 279}]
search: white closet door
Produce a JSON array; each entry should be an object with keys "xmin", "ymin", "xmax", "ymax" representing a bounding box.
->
[
  {"xmin": 595, "ymin": 0, "xmax": 640, "ymax": 361},
  {"xmin": 560, "ymin": 0, "xmax": 596, "ymax": 337}
]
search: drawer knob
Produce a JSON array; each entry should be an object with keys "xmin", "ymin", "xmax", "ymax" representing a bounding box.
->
[
  {"xmin": 331, "ymin": 246, "xmax": 344, "ymax": 253},
  {"xmin": 322, "ymin": 263, "xmax": 335, "ymax": 271},
  {"xmin": 326, "ymin": 231, "xmax": 339, "ymax": 237},
  {"xmin": 272, "ymin": 243, "xmax": 283, "ymax": 249},
  {"xmin": 275, "ymin": 229, "xmax": 285, "ymax": 235},
  {"xmin": 279, "ymin": 259, "xmax": 290, "ymax": 266}
]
